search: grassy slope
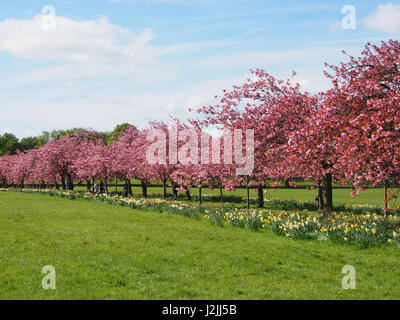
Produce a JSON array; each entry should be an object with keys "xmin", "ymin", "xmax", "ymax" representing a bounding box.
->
[{"xmin": 0, "ymin": 192, "xmax": 399, "ymax": 300}]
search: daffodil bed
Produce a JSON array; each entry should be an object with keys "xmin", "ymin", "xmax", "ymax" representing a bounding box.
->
[{"xmin": 1, "ymin": 188, "xmax": 399, "ymax": 249}]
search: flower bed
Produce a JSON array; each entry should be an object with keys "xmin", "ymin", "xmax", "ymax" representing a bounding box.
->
[{"xmin": 263, "ymin": 210, "xmax": 400, "ymax": 248}]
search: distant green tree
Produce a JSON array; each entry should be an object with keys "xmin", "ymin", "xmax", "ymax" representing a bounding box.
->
[
  {"xmin": 50, "ymin": 128, "xmax": 107, "ymax": 141},
  {"xmin": 108, "ymin": 123, "xmax": 137, "ymax": 143},
  {"xmin": 0, "ymin": 133, "xmax": 19, "ymax": 156},
  {"xmin": 50, "ymin": 128, "xmax": 84, "ymax": 140},
  {"xmin": 18, "ymin": 137, "xmax": 41, "ymax": 152},
  {"xmin": 11, "ymin": 131, "xmax": 51, "ymax": 153},
  {"xmin": 37, "ymin": 131, "xmax": 51, "ymax": 146}
]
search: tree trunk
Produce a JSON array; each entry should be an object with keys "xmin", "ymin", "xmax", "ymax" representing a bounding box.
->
[
  {"xmin": 317, "ymin": 184, "xmax": 324, "ymax": 210},
  {"xmin": 384, "ymin": 180, "xmax": 389, "ymax": 208},
  {"xmin": 321, "ymin": 173, "xmax": 333, "ymax": 212},
  {"xmin": 246, "ymin": 183, "xmax": 250, "ymax": 211},
  {"xmin": 67, "ymin": 175, "xmax": 74, "ymax": 191},
  {"xmin": 86, "ymin": 180, "xmax": 91, "ymax": 192},
  {"xmin": 257, "ymin": 185, "xmax": 264, "ymax": 208},
  {"xmin": 61, "ymin": 177, "xmax": 66, "ymax": 190},
  {"xmin": 115, "ymin": 179, "xmax": 118, "ymax": 194},
  {"xmin": 126, "ymin": 179, "xmax": 132, "ymax": 195},
  {"xmin": 284, "ymin": 179, "xmax": 290, "ymax": 188},
  {"xmin": 141, "ymin": 180, "xmax": 148, "ymax": 198},
  {"xmin": 219, "ymin": 186, "xmax": 223, "ymax": 205},
  {"xmin": 185, "ymin": 187, "xmax": 192, "ymax": 201},
  {"xmin": 163, "ymin": 178, "xmax": 167, "ymax": 200},
  {"xmin": 199, "ymin": 186, "xmax": 202, "ymax": 206}
]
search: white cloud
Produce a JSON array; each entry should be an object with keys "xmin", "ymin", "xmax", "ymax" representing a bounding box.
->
[
  {"xmin": 328, "ymin": 20, "xmax": 343, "ymax": 35},
  {"xmin": 156, "ymin": 40, "xmax": 233, "ymax": 56},
  {"xmin": 184, "ymin": 95, "xmax": 203, "ymax": 110},
  {"xmin": 0, "ymin": 15, "xmax": 156, "ymax": 63},
  {"xmin": 364, "ymin": 3, "xmax": 400, "ymax": 34},
  {"xmin": 164, "ymin": 102, "xmax": 177, "ymax": 112},
  {"xmin": 243, "ymin": 26, "xmax": 267, "ymax": 35},
  {"xmin": 185, "ymin": 46, "xmax": 346, "ymax": 80}
]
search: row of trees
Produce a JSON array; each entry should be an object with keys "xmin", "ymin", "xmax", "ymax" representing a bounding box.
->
[
  {"xmin": 0, "ymin": 123, "xmax": 136, "ymax": 156},
  {"xmin": 0, "ymin": 40, "xmax": 399, "ymax": 211}
]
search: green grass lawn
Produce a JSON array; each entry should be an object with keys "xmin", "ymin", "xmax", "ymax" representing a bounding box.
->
[{"xmin": 1, "ymin": 192, "xmax": 399, "ymax": 300}]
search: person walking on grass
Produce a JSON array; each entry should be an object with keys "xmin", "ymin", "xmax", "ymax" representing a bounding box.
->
[
  {"xmin": 123, "ymin": 182, "xmax": 131, "ymax": 198},
  {"xmin": 123, "ymin": 183, "xmax": 128, "ymax": 197},
  {"xmin": 172, "ymin": 182, "xmax": 179, "ymax": 201}
]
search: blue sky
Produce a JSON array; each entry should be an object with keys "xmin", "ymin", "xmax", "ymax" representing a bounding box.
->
[{"xmin": 0, "ymin": 0, "xmax": 398, "ymax": 138}]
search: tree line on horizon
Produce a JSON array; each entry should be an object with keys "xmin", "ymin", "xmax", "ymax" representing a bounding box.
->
[{"xmin": 0, "ymin": 123, "xmax": 136, "ymax": 156}]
